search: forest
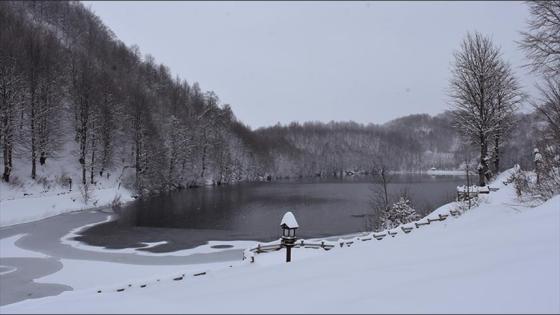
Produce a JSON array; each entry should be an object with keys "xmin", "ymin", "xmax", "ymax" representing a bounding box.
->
[{"xmin": 0, "ymin": 1, "xmax": 551, "ymax": 197}]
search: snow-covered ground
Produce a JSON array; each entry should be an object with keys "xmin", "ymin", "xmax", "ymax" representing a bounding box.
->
[
  {"xmin": 0, "ymin": 186, "xmax": 133, "ymax": 227},
  {"xmin": 0, "ymin": 147, "xmax": 134, "ymax": 227},
  {"xmin": 1, "ymin": 170, "xmax": 558, "ymax": 313}
]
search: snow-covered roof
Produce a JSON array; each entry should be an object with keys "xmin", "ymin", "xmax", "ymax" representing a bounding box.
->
[{"xmin": 280, "ymin": 211, "xmax": 299, "ymax": 229}]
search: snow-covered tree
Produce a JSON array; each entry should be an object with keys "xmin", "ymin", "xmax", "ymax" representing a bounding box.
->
[
  {"xmin": 0, "ymin": 55, "xmax": 25, "ymax": 182},
  {"xmin": 379, "ymin": 197, "xmax": 420, "ymax": 230},
  {"xmin": 449, "ymin": 32, "xmax": 521, "ymax": 186},
  {"xmin": 520, "ymin": 1, "xmax": 560, "ymax": 199},
  {"xmin": 490, "ymin": 62, "xmax": 523, "ymax": 173},
  {"xmin": 520, "ymin": 1, "xmax": 560, "ymax": 78}
]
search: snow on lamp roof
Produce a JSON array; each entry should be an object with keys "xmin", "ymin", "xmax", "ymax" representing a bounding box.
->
[{"xmin": 280, "ymin": 211, "xmax": 299, "ymax": 229}]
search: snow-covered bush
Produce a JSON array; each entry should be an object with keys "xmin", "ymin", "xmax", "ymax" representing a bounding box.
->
[
  {"xmin": 535, "ymin": 145, "xmax": 560, "ymax": 199},
  {"xmin": 515, "ymin": 172, "xmax": 531, "ymax": 197},
  {"xmin": 379, "ymin": 197, "xmax": 420, "ymax": 230},
  {"xmin": 507, "ymin": 150, "xmax": 560, "ymax": 201}
]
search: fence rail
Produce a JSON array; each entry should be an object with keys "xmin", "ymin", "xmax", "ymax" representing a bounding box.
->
[{"xmin": 248, "ymin": 240, "xmax": 336, "ymax": 254}]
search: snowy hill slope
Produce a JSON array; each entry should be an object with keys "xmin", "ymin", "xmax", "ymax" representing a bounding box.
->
[{"xmin": 2, "ymin": 173, "xmax": 559, "ymax": 313}]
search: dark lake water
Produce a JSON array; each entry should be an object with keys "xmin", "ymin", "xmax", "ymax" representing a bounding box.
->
[{"xmin": 76, "ymin": 174, "xmax": 465, "ymax": 252}]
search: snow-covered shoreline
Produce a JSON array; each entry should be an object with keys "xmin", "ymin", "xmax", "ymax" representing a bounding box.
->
[
  {"xmin": 390, "ymin": 169, "xmax": 469, "ymax": 176},
  {"xmin": 0, "ymin": 185, "xmax": 134, "ymax": 228}
]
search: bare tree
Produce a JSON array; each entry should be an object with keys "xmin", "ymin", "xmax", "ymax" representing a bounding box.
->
[
  {"xmin": 35, "ymin": 32, "xmax": 65, "ymax": 168},
  {"xmin": 518, "ymin": 1, "xmax": 560, "ymax": 199},
  {"xmin": 520, "ymin": 1, "xmax": 560, "ymax": 146},
  {"xmin": 519, "ymin": 1, "xmax": 560, "ymax": 78},
  {"xmin": 533, "ymin": 77, "xmax": 560, "ymax": 144},
  {"xmin": 0, "ymin": 56, "xmax": 24, "ymax": 182},
  {"xmin": 449, "ymin": 32, "xmax": 507, "ymax": 186},
  {"xmin": 71, "ymin": 56, "xmax": 95, "ymax": 185},
  {"xmin": 365, "ymin": 154, "xmax": 393, "ymax": 231},
  {"xmin": 491, "ymin": 61, "xmax": 524, "ymax": 173}
]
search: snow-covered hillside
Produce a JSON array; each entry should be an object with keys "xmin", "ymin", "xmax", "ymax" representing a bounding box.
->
[{"xmin": 2, "ymin": 171, "xmax": 558, "ymax": 313}]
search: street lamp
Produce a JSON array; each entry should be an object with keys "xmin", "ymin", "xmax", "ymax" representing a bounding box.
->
[{"xmin": 280, "ymin": 211, "xmax": 298, "ymax": 263}]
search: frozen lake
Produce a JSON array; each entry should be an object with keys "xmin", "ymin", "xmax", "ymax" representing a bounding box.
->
[{"xmin": 75, "ymin": 174, "xmax": 466, "ymax": 251}]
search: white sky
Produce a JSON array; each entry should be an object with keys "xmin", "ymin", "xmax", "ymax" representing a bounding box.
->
[{"xmin": 84, "ymin": 1, "xmax": 538, "ymax": 129}]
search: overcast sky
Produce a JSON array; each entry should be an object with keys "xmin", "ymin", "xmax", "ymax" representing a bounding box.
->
[{"xmin": 84, "ymin": 1, "xmax": 537, "ymax": 129}]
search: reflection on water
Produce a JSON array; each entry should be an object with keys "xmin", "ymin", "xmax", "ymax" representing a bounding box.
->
[{"xmin": 77, "ymin": 174, "xmax": 465, "ymax": 251}]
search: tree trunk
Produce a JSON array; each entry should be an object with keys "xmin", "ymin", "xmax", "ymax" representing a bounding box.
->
[
  {"xmin": 3, "ymin": 142, "xmax": 11, "ymax": 182},
  {"xmin": 168, "ymin": 140, "xmax": 176, "ymax": 187},
  {"xmin": 134, "ymin": 123, "xmax": 142, "ymax": 192},
  {"xmin": 30, "ymin": 96, "xmax": 36, "ymax": 180},
  {"xmin": 478, "ymin": 138, "xmax": 488, "ymax": 186},
  {"xmin": 466, "ymin": 162, "xmax": 471, "ymax": 209},
  {"xmin": 2, "ymin": 96, "xmax": 13, "ymax": 182},
  {"xmin": 200, "ymin": 144, "xmax": 207, "ymax": 179},
  {"xmin": 90, "ymin": 122, "xmax": 96, "ymax": 185},
  {"xmin": 381, "ymin": 168, "xmax": 389, "ymax": 209},
  {"xmin": 80, "ymin": 137, "xmax": 87, "ymax": 185},
  {"xmin": 80, "ymin": 129, "xmax": 86, "ymax": 185},
  {"xmin": 493, "ymin": 134, "xmax": 500, "ymax": 174}
]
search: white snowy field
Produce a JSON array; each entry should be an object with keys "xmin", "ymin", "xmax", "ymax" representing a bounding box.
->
[{"xmin": 1, "ymin": 170, "xmax": 559, "ymax": 313}]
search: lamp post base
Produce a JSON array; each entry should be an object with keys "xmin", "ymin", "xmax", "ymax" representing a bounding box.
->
[{"xmin": 282, "ymin": 238, "xmax": 296, "ymax": 263}]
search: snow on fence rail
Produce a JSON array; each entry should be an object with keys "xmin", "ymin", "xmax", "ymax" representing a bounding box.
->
[
  {"xmin": 456, "ymin": 185, "xmax": 499, "ymax": 201},
  {"xmin": 247, "ymin": 241, "xmax": 336, "ymax": 255}
]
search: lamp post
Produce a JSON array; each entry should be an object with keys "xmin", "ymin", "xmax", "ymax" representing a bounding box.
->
[{"xmin": 280, "ymin": 211, "xmax": 298, "ymax": 263}]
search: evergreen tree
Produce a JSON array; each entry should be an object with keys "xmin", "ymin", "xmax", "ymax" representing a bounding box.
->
[{"xmin": 379, "ymin": 197, "xmax": 420, "ymax": 230}]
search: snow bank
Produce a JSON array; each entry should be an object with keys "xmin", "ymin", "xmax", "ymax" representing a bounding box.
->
[
  {"xmin": 0, "ymin": 186, "xmax": 133, "ymax": 227},
  {"xmin": 3, "ymin": 171, "xmax": 558, "ymax": 313}
]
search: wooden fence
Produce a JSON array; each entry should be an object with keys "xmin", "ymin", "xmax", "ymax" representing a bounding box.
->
[{"xmin": 243, "ymin": 198, "xmax": 483, "ymax": 263}]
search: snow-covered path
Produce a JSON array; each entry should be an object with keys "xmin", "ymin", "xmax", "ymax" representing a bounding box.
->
[{"xmin": 2, "ymin": 174, "xmax": 559, "ymax": 313}]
